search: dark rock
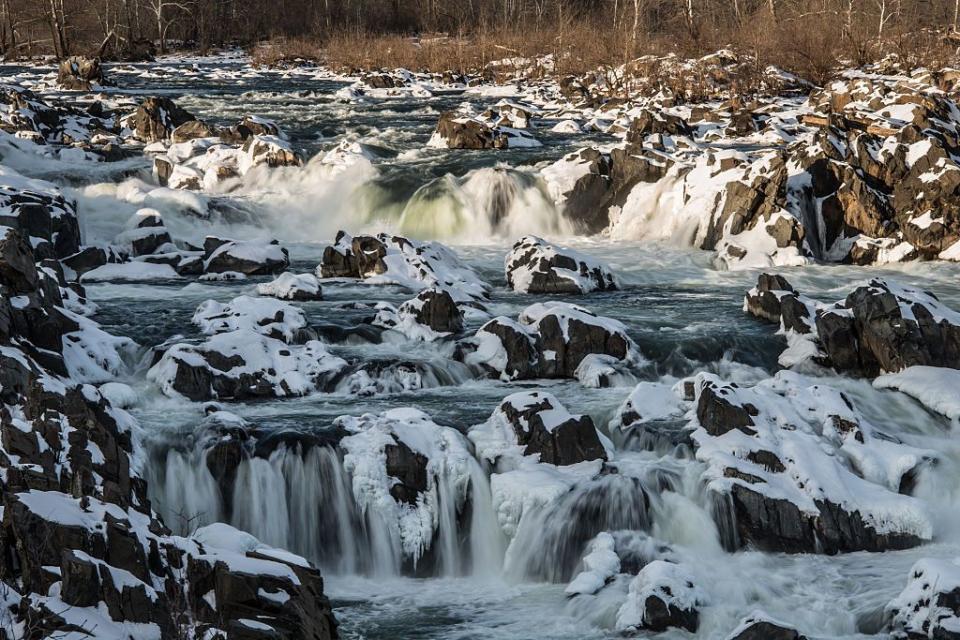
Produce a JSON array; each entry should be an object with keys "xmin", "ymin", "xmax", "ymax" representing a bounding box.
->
[
  {"xmin": 128, "ymin": 97, "xmax": 195, "ymax": 142},
  {"xmin": 505, "ymin": 235, "xmax": 618, "ymax": 294},
  {"xmin": 497, "ymin": 392, "xmax": 607, "ymax": 465},
  {"xmin": 57, "ymin": 56, "xmax": 105, "ymax": 91},
  {"xmin": 432, "ymin": 111, "xmax": 508, "ymax": 149},
  {"xmin": 171, "ymin": 119, "xmax": 219, "ymax": 143}
]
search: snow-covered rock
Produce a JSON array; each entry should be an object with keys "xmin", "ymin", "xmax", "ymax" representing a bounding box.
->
[
  {"xmin": 460, "ymin": 301, "xmax": 642, "ymax": 382},
  {"xmin": 318, "ymin": 231, "xmax": 490, "ymax": 303},
  {"xmin": 615, "ymin": 560, "xmax": 703, "ymax": 633},
  {"xmin": 505, "ymin": 235, "xmax": 619, "ymax": 294},
  {"xmin": 256, "ymin": 272, "xmax": 323, "ymax": 301},
  {"xmin": 202, "ymin": 236, "xmax": 290, "ymax": 276},
  {"xmin": 692, "ymin": 370, "xmax": 934, "ymax": 553},
  {"xmin": 373, "ymin": 288, "xmax": 463, "ymax": 341},
  {"xmin": 470, "ymin": 391, "xmax": 607, "ymax": 467},
  {"xmin": 148, "ymin": 330, "xmax": 347, "ymax": 401},
  {"xmin": 886, "ymin": 558, "xmax": 960, "ymax": 640},
  {"xmin": 428, "ymin": 110, "xmax": 541, "ymax": 149},
  {"xmin": 192, "ymin": 295, "xmax": 309, "ymax": 343}
]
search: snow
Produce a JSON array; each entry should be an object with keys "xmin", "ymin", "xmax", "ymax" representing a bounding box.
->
[
  {"xmin": 192, "ymin": 295, "xmax": 307, "ymax": 342},
  {"xmin": 874, "ymin": 366, "xmax": 960, "ymax": 419},
  {"xmin": 565, "ymin": 532, "xmax": 620, "ymax": 596},
  {"xmin": 256, "ymin": 272, "xmax": 321, "ymax": 300},
  {"xmin": 80, "ymin": 261, "xmax": 181, "ymax": 282}
]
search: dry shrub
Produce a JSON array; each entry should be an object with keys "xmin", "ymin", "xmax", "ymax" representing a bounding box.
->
[{"xmin": 251, "ymin": 38, "xmax": 324, "ymax": 67}]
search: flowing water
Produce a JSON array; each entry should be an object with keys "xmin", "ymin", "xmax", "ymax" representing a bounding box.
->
[{"xmin": 9, "ymin": 55, "xmax": 960, "ymax": 639}]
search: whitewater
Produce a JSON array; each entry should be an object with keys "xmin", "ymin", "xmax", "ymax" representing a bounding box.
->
[{"xmin": 4, "ymin": 51, "xmax": 960, "ymax": 640}]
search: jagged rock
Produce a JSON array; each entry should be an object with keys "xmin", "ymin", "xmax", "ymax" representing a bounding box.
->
[
  {"xmin": 493, "ymin": 391, "xmax": 607, "ymax": 465},
  {"xmin": 743, "ymin": 273, "xmax": 796, "ymax": 324},
  {"xmin": 543, "ymin": 148, "xmax": 614, "ymax": 234},
  {"xmin": 148, "ymin": 330, "xmax": 347, "ymax": 401},
  {"xmin": 626, "ymin": 110, "xmax": 693, "ymax": 142},
  {"xmin": 317, "ymin": 231, "xmax": 490, "ymax": 303},
  {"xmin": 816, "ymin": 280, "xmax": 960, "ymax": 377},
  {"xmin": 430, "ymin": 111, "xmax": 508, "ymax": 149},
  {"xmin": 375, "ymin": 288, "xmax": 463, "ymax": 340},
  {"xmin": 0, "ymin": 178, "xmax": 81, "ymax": 259},
  {"xmin": 505, "ymin": 235, "xmax": 618, "ymax": 294},
  {"xmin": 240, "ymin": 135, "xmax": 302, "ymax": 170},
  {"xmin": 127, "ymin": 96, "xmax": 195, "ymax": 142},
  {"xmin": 56, "ymin": 56, "xmax": 105, "ymax": 91},
  {"xmin": 0, "ymin": 227, "xmax": 40, "ymax": 292}
]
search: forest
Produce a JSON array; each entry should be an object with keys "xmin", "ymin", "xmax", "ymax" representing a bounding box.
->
[{"xmin": 3, "ymin": 0, "xmax": 960, "ymax": 79}]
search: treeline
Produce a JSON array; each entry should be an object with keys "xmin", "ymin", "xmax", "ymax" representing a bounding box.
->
[{"xmin": 2, "ymin": 0, "xmax": 959, "ymax": 76}]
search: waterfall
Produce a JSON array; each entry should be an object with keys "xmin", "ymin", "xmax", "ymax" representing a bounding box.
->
[{"xmin": 148, "ymin": 439, "xmax": 505, "ymax": 577}]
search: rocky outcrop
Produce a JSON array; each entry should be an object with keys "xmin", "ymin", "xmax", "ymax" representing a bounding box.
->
[
  {"xmin": 0, "ymin": 218, "xmax": 337, "ymax": 639},
  {"xmin": 505, "ymin": 236, "xmax": 618, "ymax": 294},
  {"xmin": 615, "ymin": 560, "xmax": 702, "ymax": 634},
  {"xmin": 886, "ymin": 558, "xmax": 960, "ymax": 640},
  {"xmin": 373, "ymin": 288, "xmax": 464, "ymax": 340},
  {"xmin": 728, "ymin": 613, "xmax": 806, "ymax": 640},
  {"xmin": 203, "ymin": 236, "xmax": 290, "ymax": 276},
  {"xmin": 428, "ymin": 110, "xmax": 540, "ymax": 149},
  {"xmin": 0, "ymin": 177, "xmax": 81, "ymax": 259},
  {"xmin": 745, "ymin": 275, "xmax": 960, "ymax": 376},
  {"xmin": 257, "ymin": 272, "xmax": 323, "ymax": 301}
]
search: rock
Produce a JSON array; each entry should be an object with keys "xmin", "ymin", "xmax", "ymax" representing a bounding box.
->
[
  {"xmin": 626, "ymin": 110, "xmax": 693, "ymax": 142},
  {"xmin": 0, "ymin": 227, "xmax": 40, "ymax": 292},
  {"xmin": 127, "ymin": 96, "xmax": 195, "ymax": 142},
  {"xmin": 505, "ymin": 235, "xmax": 618, "ymax": 294},
  {"xmin": 203, "ymin": 238, "xmax": 290, "ymax": 276},
  {"xmin": 692, "ymin": 372, "xmax": 932, "ymax": 554},
  {"xmin": 743, "ymin": 273, "xmax": 795, "ymax": 324},
  {"xmin": 430, "ymin": 110, "xmax": 509, "ymax": 149},
  {"xmin": 60, "ymin": 246, "xmax": 128, "ymax": 281},
  {"xmin": 128, "ymin": 225, "xmax": 173, "ymax": 257},
  {"xmin": 493, "ymin": 391, "xmax": 607, "ymax": 465},
  {"xmin": 148, "ymin": 330, "xmax": 347, "ymax": 401},
  {"xmin": 240, "ymin": 135, "xmax": 302, "ymax": 170},
  {"xmin": 461, "ymin": 301, "xmax": 640, "ymax": 382},
  {"xmin": 56, "ymin": 56, "xmax": 105, "ymax": 91},
  {"xmin": 615, "ymin": 560, "xmax": 701, "ymax": 633},
  {"xmin": 171, "ymin": 119, "xmax": 220, "ymax": 143},
  {"xmin": 257, "ymin": 272, "xmax": 323, "ymax": 301},
  {"xmin": 543, "ymin": 148, "xmax": 614, "ymax": 234},
  {"xmin": 317, "ymin": 231, "xmax": 490, "ymax": 303},
  {"xmin": 727, "ymin": 613, "xmax": 806, "ymax": 640},
  {"xmin": 886, "ymin": 558, "xmax": 960, "ymax": 640},
  {"xmin": 375, "ymin": 288, "xmax": 463, "ymax": 340},
  {"xmin": 0, "ymin": 176, "xmax": 81, "ymax": 259},
  {"xmin": 816, "ymin": 279, "xmax": 960, "ymax": 377}
]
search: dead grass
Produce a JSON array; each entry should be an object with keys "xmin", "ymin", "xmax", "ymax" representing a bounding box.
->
[{"xmin": 251, "ymin": 38, "xmax": 324, "ymax": 67}]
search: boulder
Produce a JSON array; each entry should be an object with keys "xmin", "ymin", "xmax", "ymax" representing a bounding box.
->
[
  {"xmin": 728, "ymin": 613, "xmax": 806, "ymax": 640},
  {"xmin": 493, "ymin": 391, "xmax": 607, "ymax": 465},
  {"xmin": 127, "ymin": 97, "xmax": 195, "ymax": 142},
  {"xmin": 429, "ymin": 111, "xmax": 508, "ymax": 149},
  {"xmin": 56, "ymin": 56, "xmax": 105, "ymax": 91},
  {"xmin": 203, "ymin": 238, "xmax": 290, "ymax": 276},
  {"xmin": 240, "ymin": 135, "xmax": 302, "ymax": 170},
  {"xmin": 886, "ymin": 558, "xmax": 960, "ymax": 640},
  {"xmin": 171, "ymin": 119, "xmax": 219, "ymax": 143},
  {"xmin": 256, "ymin": 272, "xmax": 323, "ymax": 301},
  {"xmin": 615, "ymin": 561, "xmax": 701, "ymax": 633},
  {"xmin": 505, "ymin": 235, "xmax": 618, "ymax": 294}
]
